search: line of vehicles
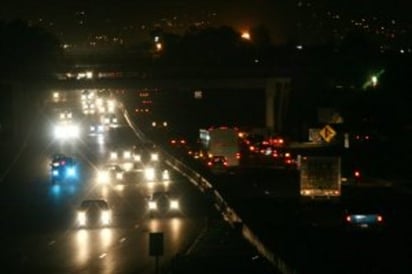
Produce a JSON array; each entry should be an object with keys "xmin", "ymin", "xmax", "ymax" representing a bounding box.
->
[
  {"xmin": 48, "ymin": 89, "xmax": 183, "ymax": 229},
  {"xmin": 167, "ymin": 126, "xmax": 386, "ymax": 231}
]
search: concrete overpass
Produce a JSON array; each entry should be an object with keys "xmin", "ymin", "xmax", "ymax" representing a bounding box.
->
[{"xmin": 50, "ymin": 76, "xmax": 291, "ymax": 133}]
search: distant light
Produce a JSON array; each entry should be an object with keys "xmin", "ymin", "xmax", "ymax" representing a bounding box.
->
[
  {"xmin": 241, "ymin": 32, "xmax": 251, "ymax": 40},
  {"xmin": 194, "ymin": 90, "xmax": 202, "ymax": 99},
  {"xmin": 371, "ymin": 75, "xmax": 378, "ymax": 87},
  {"xmin": 155, "ymin": 42, "xmax": 162, "ymax": 51},
  {"xmin": 400, "ymin": 49, "xmax": 405, "ymax": 54},
  {"xmin": 296, "ymin": 45, "xmax": 303, "ymax": 50},
  {"xmin": 154, "ymin": 36, "xmax": 160, "ymax": 43}
]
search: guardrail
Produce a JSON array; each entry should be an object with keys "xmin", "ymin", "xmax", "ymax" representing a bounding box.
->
[{"xmin": 122, "ymin": 106, "xmax": 297, "ymax": 274}]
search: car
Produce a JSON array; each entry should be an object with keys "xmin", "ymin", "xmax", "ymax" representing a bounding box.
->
[
  {"xmin": 102, "ymin": 113, "xmax": 118, "ymax": 127},
  {"xmin": 96, "ymin": 164, "xmax": 125, "ymax": 185},
  {"xmin": 343, "ymin": 203, "xmax": 386, "ymax": 232},
  {"xmin": 50, "ymin": 155, "xmax": 78, "ymax": 184},
  {"xmin": 207, "ymin": 155, "xmax": 228, "ymax": 173},
  {"xmin": 89, "ymin": 123, "xmax": 105, "ymax": 136},
  {"xmin": 76, "ymin": 199, "xmax": 112, "ymax": 228},
  {"xmin": 147, "ymin": 191, "xmax": 180, "ymax": 217},
  {"xmin": 53, "ymin": 121, "xmax": 80, "ymax": 140},
  {"xmin": 142, "ymin": 165, "xmax": 170, "ymax": 184}
]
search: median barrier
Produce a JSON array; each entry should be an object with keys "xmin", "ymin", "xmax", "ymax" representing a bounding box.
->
[{"xmin": 122, "ymin": 106, "xmax": 296, "ymax": 274}]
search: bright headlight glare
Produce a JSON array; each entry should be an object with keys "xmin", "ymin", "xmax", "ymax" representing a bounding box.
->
[
  {"xmin": 162, "ymin": 170, "xmax": 170, "ymax": 180},
  {"xmin": 123, "ymin": 151, "xmax": 131, "ymax": 159},
  {"xmin": 98, "ymin": 170, "xmax": 110, "ymax": 183},
  {"xmin": 151, "ymin": 153, "xmax": 159, "ymax": 161},
  {"xmin": 68, "ymin": 125, "xmax": 79, "ymax": 138},
  {"xmin": 101, "ymin": 211, "xmax": 111, "ymax": 225},
  {"xmin": 170, "ymin": 200, "xmax": 179, "ymax": 209},
  {"xmin": 149, "ymin": 201, "xmax": 157, "ymax": 210},
  {"xmin": 77, "ymin": 212, "xmax": 86, "ymax": 225},
  {"xmin": 67, "ymin": 167, "xmax": 76, "ymax": 177},
  {"xmin": 110, "ymin": 152, "xmax": 118, "ymax": 160},
  {"xmin": 144, "ymin": 167, "xmax": 155, "ymax": 181}
]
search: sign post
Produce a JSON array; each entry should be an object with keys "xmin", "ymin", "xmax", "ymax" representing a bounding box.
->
[{"xmin": 149, "ymin": 232, "xmax": 164, "ymax": 274}]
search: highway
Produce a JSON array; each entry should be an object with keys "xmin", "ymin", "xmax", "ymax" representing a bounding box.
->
[
  {"xmin": 119, "ymin": 88, "xmax": 412, "ymax": 274},
  {"xmin": 0, "ymin": 89, "xmax": 225, "ymax": 274},
  {"xmin": 2, "ymin": 86, "xmax": 410, "ymax": 274}
]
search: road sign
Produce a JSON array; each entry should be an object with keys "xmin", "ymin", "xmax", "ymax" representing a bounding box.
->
[
  {"xmin": 149, "ymin": 232, "xmax": 164, "ymax": 256},
  {"xmin": 319, "ymin": 125, "xmax": 336, "ymax": 143}
]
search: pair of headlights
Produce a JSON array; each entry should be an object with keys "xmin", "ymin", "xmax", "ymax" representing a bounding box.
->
[
  {"xmin": 148, "ymin": 200, "xmax": 179, "ymax": 210},
  {"xmin": 77, "ymin": 210, "xmax": 111, "ymax": 226}
]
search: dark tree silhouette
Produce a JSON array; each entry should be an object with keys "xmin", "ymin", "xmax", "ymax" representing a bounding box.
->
[{"xmin": 0, "ymin": 19, "xmax": 62, "ymax": 82}]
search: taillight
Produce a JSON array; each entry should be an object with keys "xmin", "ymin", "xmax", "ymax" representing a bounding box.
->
[
  {"xmin": 377, "ymin": 215, "xmax": 383, "ymax": 222},
  {"xmin": 354, "ymin": 170, "xmax": 361, "ymax": 178},
  {"xmin": 346, "ymin": 216, "xmax": 351, "ymax": 222}
]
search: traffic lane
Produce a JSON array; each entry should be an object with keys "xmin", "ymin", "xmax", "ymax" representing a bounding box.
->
[
  {"xmin": 211, "ymin": 168, "xmax": 412, "ymax": 274},
  {"xmin": 1, "ymin": 169, "xmax": 214, "ymax": 274},
  {"xmin": 0, "ymin": 131, "xmax": 213, "ymax": 274}
]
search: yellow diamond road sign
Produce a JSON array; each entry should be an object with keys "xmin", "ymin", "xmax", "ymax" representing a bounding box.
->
[{"xmin": 319, "ymin": 125, "xmax": 336, "ymax": 143}]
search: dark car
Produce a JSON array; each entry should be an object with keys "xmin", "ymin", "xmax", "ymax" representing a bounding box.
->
[
  {"xmin": 76, "ymin": 199, "xmax": 112, "ymax": 228},
  {"xmin": 147, "ymin": 191, "xmax": 180, "ymax": 217},
  {"xmin": 207, "ymin": 156, "xmax": 228, "ymax": 173}
]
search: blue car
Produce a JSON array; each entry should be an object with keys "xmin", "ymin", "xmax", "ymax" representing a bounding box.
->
[
  {"xmin": 50, "ymin": 155, "xmax": 78, "ymax": 184},
  {"xmin": 343, "ymin": 203, "xmax": 385, "ymax": 232}
]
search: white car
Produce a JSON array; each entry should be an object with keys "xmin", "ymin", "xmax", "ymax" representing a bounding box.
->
[
  {"xmin": 96, "ymin": 164, "xmax": 125, "ymax": 185},
  {"xmin": 53, "ymin": 122, "xmax": 80, "ymax": 140}
]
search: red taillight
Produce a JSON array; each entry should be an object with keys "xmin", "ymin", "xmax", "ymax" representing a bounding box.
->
[
  {"xmin": 346, "ymin": 216, "xmax": 351, "ymax": 222},
  {"xmin": 377, "ymin": 215, "xmax": 383, "ymax": 222},
  {"xmin": 236, "ymin": 153, "xmax": 241, "ymax": 159},
  {"xmin": 354, "ymin": 170, "xmax": 361, "ymax": 178}
]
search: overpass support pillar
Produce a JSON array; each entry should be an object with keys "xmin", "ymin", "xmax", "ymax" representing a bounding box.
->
[{"xmin": 265, "ymin": 78, "xmax": 291, "ymax": 134}]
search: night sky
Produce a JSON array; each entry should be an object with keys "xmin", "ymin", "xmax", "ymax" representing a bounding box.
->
[{"xmin": 1, "ymin": 1, "xmax": 411, "ymax": 45}]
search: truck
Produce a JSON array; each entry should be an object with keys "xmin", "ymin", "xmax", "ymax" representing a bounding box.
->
[
  {"xmin": 199, "ymin": 127, "xmax": 240, "ymax": 167},
  {"xmin": 299, "ymin": 156, "xmax": 341, "ymax": 199}
]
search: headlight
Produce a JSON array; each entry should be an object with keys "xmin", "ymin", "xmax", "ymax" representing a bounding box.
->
[
  {"xmin": 68, "ymin": 125, "xmax": 80, "ymax": 138},
  {"xmin": 112, "ymin": 118, "xmax": 118, "ymax": 123},
  {"xmin": 170, "ymin": 200, "xmax": 179, "ymax": 210},
  {"xmin": 67, "ymin": 167, "xmax": 76, "ymax": 177},
  {"xmin": 148, "ymin": 201, "xmax": 157, "ymax": 210},
  {"xmin": 97, "ymin": 170, "xmax": 110, "ymax": 183},
  {"xmin": 116, "ymin": 172, "xmax": 123, "ymax": 180},
  {"xmin": 123, "ymin": 162, "xmax": 133, "ymax": 171},
  {"xmin": 101, "ymin": 210, "xmax": 111, "ymax": 225},
  {"xmin": 150, "ymin": 153, "xmax": 159, "ymax": 162},
  {"xmin": 162, "ymin": 170, "xmax": 170, "ymax": 181},
  {"xmin": 77, "ymin": 212, "xmax": 87, "ymax": 226},
  {"xmin": 54, "ymin": 125, "xmax": 65, "ymax": 138},
  {"xmin": 53, "ymin": 92, "xmax": 59, "ymax": 99},
  {"xmin": 90, "ymin": 126, "xmax": 96, "ymax": 132},
  {"xmin": 110, "ymin": 152, "xmax": 118, "ymax": 160},
  {"xmin": 52, "ymin": 169, "xmax": 59, "ymax": 176},
  {"xmin": 123, "ymin": 151, "xmax": 131, "ymax": 159},
  {"xmin": 133, "ymin": 154, "xmax": 141, "ymax": 162},
  {"xmin": 144, "ymin": 167, "xmax": 156, "ymax": 181}
]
